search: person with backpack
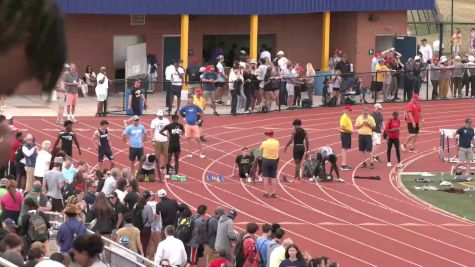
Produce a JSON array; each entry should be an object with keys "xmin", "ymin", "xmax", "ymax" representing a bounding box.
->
[
  {"xmin": 214, "ymin": 209, "xmax": 238, "ymax": 261},
  {"xmin": 235, "ymin": 222, "xmax": 259, "ymax": 267},
  {"xmin": 185, "ymin": 204, "xmax": 207, "ymax": 267},
  {"xmin": 57, "ymin": 204, "xmax": 87, "ymax": 253},
  {"xmin": 155, "ymin": 189, "xmax": 179, "ymax": 240},
  {"xmin": 115, "ymin": 212, "xmax": 144, "ymax": 256},
  {"xmin": 204, "ymin": 206, "xmax": 225, "ymax": 265},
  {"xmin": 20, "ymin": 198, "xmax": 51, "ymax": 251},
  {"xmin": 132, "ymin": 190, "xmax": 154, "ymax": 258},
  {"xmin": 255, "ymin": 223, "xmax": 274, "ymax": 267},
  {"xmin": 19, "ymin": 181, "xmax": 51, "ymax": 223}
]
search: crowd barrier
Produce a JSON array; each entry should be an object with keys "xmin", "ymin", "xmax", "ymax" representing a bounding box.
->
[{"xmin": 104, "ymin": 67, "xmax": 475, "ymax": 116}]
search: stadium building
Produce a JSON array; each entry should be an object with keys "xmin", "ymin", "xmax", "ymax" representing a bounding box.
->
[{"xmin": 52, "ymin": 0, "xmax": 434, "ymax": 88}]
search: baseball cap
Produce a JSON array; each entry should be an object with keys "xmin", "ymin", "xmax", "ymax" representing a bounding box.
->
[
  {"xmin": 412, "ymin": 93, "xmax": 420, "ymax": 101},
  {"xmin": 143, "ymin": 190, "xmax": 152, "ymax": 199},
  {"xmin": 132, "ymin": 115, "xmax": 140, "ymax": 121},
  {"xmin": 344, "ymin": 105, "xmax": 352, "ymax": 111},
  {"xmin": 414, "ymin": 55, "xmax": 421, "ymax": 61},
  {"xmin": 157, "ymin": 189, "xmax": 167, "ymax": 198},
  {"xmin": 264, "ymin": 130, "xmax": 274, "ymax": 136},
  {"xmin": 0, "ymin": 178, "xmax": 8, "ymax": 187},
  {"xmin": 3, "ymin": 218, "xmax": 19, "ymax": 229},
  {"xmin": 440, "ymin": 56, "xmax": 448, "ymax": 63},
  {"xmin": 32, "ymin": 181, "xmax": 42, "ymax": 192},
  {"xmin": 374, "ymin": 103, "xmax": 382, "ymax": 109},
  {"xmin": 249, "ymin": 59, "xmax": 257, "ymax": 64},
  {"xmin": 465, "ymin": 118, "xmax": 472, "ymax": 124},
  {"xmin": 277, "ymin": 50, "xmax": 285, "ymax": 55},
  {"xmin": 217, "ymin": 55, "xmax": 224, "ymax": 60},
  {"xmin": 195, "ymin": 88, "xmax": 203, "ymax": 95},
  {"xmin": 157, "ymin": 110, "xmax": 164, "ymax": 116},
  {"xmin": 227, "ymin": 209, "xmax": 238, "ymax": 220}
]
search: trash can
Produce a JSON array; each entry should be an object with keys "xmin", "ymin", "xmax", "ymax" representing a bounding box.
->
[
  {"xmin": 125, "ymin": 88, "xmax": 143, "ymax": 115},
  {"xmin": 314, "ymin": 71, "xmax": 331, "ymax": 96}
]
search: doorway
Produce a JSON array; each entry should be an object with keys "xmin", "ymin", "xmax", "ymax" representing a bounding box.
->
[
  {"xmin": 203, "ymin": 34, "xmax": 276, "ymax": 65},
  {"xmin": 162, "ymin": 35, "xmax": 181, "ymax": 91}
]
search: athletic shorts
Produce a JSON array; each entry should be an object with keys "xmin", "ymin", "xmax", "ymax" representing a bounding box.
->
[
  {"xmin": 185, "ymin": 124, "xmax": 200, "ymax": 138},
  {"xmin": 170, "ymin": 85, "xmax": 182, "ymax": 97},
  {"xmin": 458, "ymin": 147, "xmax": 474, "ymax": 162},
  {"xmin": 407, "ymin": 123, "xmax": 420, "ymax": 134},
  {"xmin": 340, "ymin": 132, "xmax": 352, "ymax": 149},
  {"xmin": 168, "ymin": 144, "xmax": 181, "ymax": 153},
  {"xmin": 293, "ymin": 145, "xmax": 306, "ymax": 161},
  {"xmin": 215, "ymin": 82, "xmax": 225, "ymax": 88},
  {"xmin": 129, "ymin": 147, "xmax": 144, "ymax": 161},
  {"xmin": 98, "ymin": 146, "xmax": 114, "ymax": 162},
  {"xmin": 57, "ymin": 92, "xmax": 66, "ymax": 107},
  {"xmin": 262, "ymin": 158, "xmax": 278, "ymax": 178},
  {"xmin": 372, "ymin": 132, "xmax": 382, "ymax": 145},
  {"xmin": 286, "ymin": 83, "xmax": 295, "ymax": 96},
  {"xmin": 203, "ymin": 90, "xmax": 216, "ymax": 103},
  {"xmin": 358, "ymin": 135, "xmax": 373, "ymax": 152},
  {"xmin": 49, "ymin": 197, "xmax": 64, "ymax": 212},
  {"xmin": 153, "ymin": 141, "xmax": 169, "ymax": 157},
  {"xmin": 67, "ymin": 93, "xmax": 78, "ymax": 106}
]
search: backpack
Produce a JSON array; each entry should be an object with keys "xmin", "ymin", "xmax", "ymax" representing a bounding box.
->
[
  {"xmin": 62, "ymin": 182, "xmax": 76, "ymax": 200},
  {"xmin": 14, "ymin": 145, "xmax": 24, "ymax": 163},
  {"xmin": 235, "ymin": 234, "xmax": 258, "ymax": 267},
  {"xmin": 65, "ymin": 221, "xmax": 85, "ymax": 241},
  {"xmin": 132, "ymin": 206, "xmax": 146, "ymax": 230},
  {"xmin": 195, "ymin": 217, "xmax": 208, "ymax": 245},
  {"xmin": 176, "ymin": 215, "xmax": 197, "ymax": 243},
  {"xmin": 27, "ymin": 212, "xmax": 48, "ymax": 242}
]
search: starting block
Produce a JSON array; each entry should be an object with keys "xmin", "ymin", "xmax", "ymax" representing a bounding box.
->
[
  {"xmin": 207, "ymin": 173, "xmax": 225, "ymax": 182},
  {"xmin": 171, "ymin": 175, "xmax": 187, "ymax": 182}
]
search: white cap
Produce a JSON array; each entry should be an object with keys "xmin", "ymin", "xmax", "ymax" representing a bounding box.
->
[
  {"xmin": 157, "ymin": 189, "xmax": 167, "ymax": 198},
  {"xmin": 63, "ymin": 63, "xmax": 70, "ymax": 69},
  {"xmin": 455, "ymin": 56, "xmax": 461, "ymax": 60},
  {"xmin": 469, "ymin": 55, "xmax": 475, "ymax": 63},
  {"xmin": 199, "ymin": 67, "xmax": 206, "ymax": 72},
  {"xmin": 156, "ymin": 109, "xmax": 164, "ymax": 116},
  {"xmin": 374, "ymin": 103, "xmax": 382, "ymax": 109},
  {"xmin": 414, "ymin": 55, "xmax": 421, "ymax": 61},
  {"xmin": 277, "ymin": 50, "xmax": 285, "ymax": 55},
  {"xmin": 249, "ymin": 59, "xmax": 257, "ymax": 64},
  {"xmin": 440, "ymin": 56, "xmax": 448, "ymax": 63},
  {"xmin": 5, "ymin": 113, "xmax": 13, "ymax": 120}
]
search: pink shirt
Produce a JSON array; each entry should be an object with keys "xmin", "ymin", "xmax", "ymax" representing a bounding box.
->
[{"xmin": 1, "ymin": 192, "xmax": 23, "ymax": 211}]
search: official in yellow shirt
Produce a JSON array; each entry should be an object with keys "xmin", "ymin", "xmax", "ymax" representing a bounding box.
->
[
  {"xmin": 355, "ymin": 108, "xmax": 377, "ymax": 169},
  {"xmin": 374, "ymin": 59, "xmax": 389, "ymax": 102},
  {"xmin": 260, "ymin": 131, "xmax": 280, "ymax": 198},
  {"xmin": 193, "ymin": 88, "xmax": 207, "ymax": 142},
  {"xmin": 339, "ymin": 105, "xmax": 353, "ymax": 170}
]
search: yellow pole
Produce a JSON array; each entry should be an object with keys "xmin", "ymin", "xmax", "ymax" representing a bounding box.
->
[
  {"xmin": 180, "ymin": 14, "xmax": 189, "ymax": 69},
  {"xmin": 321, "ymin": 12, "xmax": 331, "ymax": 71},
  {"xmin": 250, "ymin": 15, "xmax": 259, "ymax": 60}
]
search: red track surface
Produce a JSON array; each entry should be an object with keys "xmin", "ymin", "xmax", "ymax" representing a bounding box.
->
[{"xmin": 15, "ymin": 99, "xmax": 475, "ymax": 266}]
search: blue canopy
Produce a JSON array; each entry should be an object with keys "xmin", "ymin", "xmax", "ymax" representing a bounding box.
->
[{"xmin": 55, "ymin": 0, "xmax": 435, "ymax": 15}]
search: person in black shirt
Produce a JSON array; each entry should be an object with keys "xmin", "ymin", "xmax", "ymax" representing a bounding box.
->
[
  {"xmin": 284, "ymin": 119, "xmax": 309, "ymax": 183},
  {"xmin": 123, "ymin": 179, "xmax": 140, "ymax": 211},
  {"xmin": 52, "ymin": 120, "xmax": 81, "ymax": 157},
  {"xmin": 452, "ymin": 118, "xmax": 475, "ymax": 176},
  {"xmin": 127, "ymin": 80, "xmax": 147, "ymax": 115},
  {"xmin": 92, "ymin": 120, "xmax": 114, "ymax": 170},
  {"xmin": 232, "ymin": 147, "xmax": 254, "ymax": 183},
  {"xmin": 160, "ymin": 115, "xmax": 184, "ymax": 177},
  {"xmin": 155, "ymin": 189, "xmax": 179, "ymax": 240},
  {"xmin": 186, "ymin": 57, "xmax": 202, "ymax": 96}
]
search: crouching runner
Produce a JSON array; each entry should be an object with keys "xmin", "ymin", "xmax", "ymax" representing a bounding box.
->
[{"xmin": 312, "ymin": 146, "xmax": 344, "ymax": 182}]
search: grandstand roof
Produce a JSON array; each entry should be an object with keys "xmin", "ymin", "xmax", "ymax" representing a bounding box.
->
[{"xmin": 55, "ymin": 0, "xmax": 435, "ymax": 15}]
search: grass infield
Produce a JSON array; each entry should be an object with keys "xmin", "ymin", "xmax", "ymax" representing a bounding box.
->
[{"xmin": 401, "ymin": 173, "xmax": 475, "ymax": 221}]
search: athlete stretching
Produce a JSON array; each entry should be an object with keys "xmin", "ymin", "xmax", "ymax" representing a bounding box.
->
[
  {"xmin": 284, "ymin": 119, "xmax": 309, "ymax": 183},
  {"xmin": 92, "ymin": 120, "xmax": 115, "ymax": 170}
]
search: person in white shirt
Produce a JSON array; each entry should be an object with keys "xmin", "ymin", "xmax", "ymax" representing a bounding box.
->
[
  {"xmin": 168, "ymin": 60, "xmax": 185, "ymax": 115},
  {"xmin": 275, "ymin": 51, "xmax": 288, "ymax": 72},
  {"xmin": 151, "ymin": 109, "xmax": 170, "ymax": 180},
  {"xmin": 154, "ymin": 225, "xmax": 187, "ymax": 267},
  {"xmin": 419, "ymin": 39, "xmax": 433, "ymax": 65},
  {"xmin": 34, "ymin": 140, "xmax": 52, "ymax": 183},
  {"xmin": 95, "ymin": 67, "xmax": 109, "ymax": 117},
  {"xmin": 269, "ymin": 238, "xmax": 293, "ymax": 267},
  {"xmin": 215, "ymin": 55, "xmax": 229, "ymax": 105},
  {"xmin": 101, "ymin": 167, "xmax": 118, "ymax": 196},
  {"xmin": 165, "ymin": 62, "xmax": 176, "ymax": 112}
]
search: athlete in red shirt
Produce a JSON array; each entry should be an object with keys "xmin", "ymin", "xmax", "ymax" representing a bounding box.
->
[
  {"xmin": 402, "ymin": 93, "xmax": 422, "ymax": 152},
  {"xmin": 386, "ymin": 111, "xmax": 403, "ymax": 168}
]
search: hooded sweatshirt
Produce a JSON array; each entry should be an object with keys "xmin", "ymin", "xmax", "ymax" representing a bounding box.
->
[{"xmin": 214, "ymin": 215, "xmax": 238, "ymax": 254}]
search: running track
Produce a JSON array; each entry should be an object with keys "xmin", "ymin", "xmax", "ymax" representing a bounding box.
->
[{"xmin": 15, "ymin": 99, "xmax": 475, "ymax": 266}]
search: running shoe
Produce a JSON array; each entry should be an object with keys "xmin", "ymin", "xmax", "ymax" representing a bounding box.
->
[
  {"xmin": 199, "ymin": 154, "xmax": 206, "ymax": 159},
  {"xmin": 187, "ymin": 153, "xmax": 193, "ymax": 158},
  {"xmin": 369, "ymin": 162, "xmax": 374, "ymax": 169},
  {"xmin": 397, "ymin": 163, "xmax": 404, "ymax": 168},
  {"xmin": 340, "ymin": 165, "xmax": 352, "ymax": 171},
  {"xmin": 247, "ymin": 177, "xmax": 252, "ymax": 183},
  {"xmin": 409, "ymin": 149, "xmax": 418, "ymax": 153},
  {"xmin": 373, "ymin": 156, "xmax": 381, "ymax": 163},
  {"xmin": 165, "ymin": 174, "xmax": 170, "ymax": 179},
  {"xmin": 387, "ymin": 162, "xmax": 393, "ymax": 167},
  {"xmin": 213, "ymin": 111, "xmax": 220, "ymax": 116},
  {"xmin": 401, "ymin": 144, "xmax": 407, "ymax": 151},
  {"xmin": 257, "ymin": 175, "xmax": 263, "ymax": 182},
  {"xmin": 264, "ymin": 193, "xmax": 270, "ymax": 198},
  {"xmin": 200, "ymin": 136, "xmax": 207, "ymax": 142},
  {"xmin": 336, "ymin": 178, "xmax": 345, "ymax": 182},
  {"xmin": 270, "ymin": 193, "xmax": 277, "ymax": 198},
  {"xmin": 361, "ymin": 162, "xmax": 368, "ymax": 168},
  {"xmin": 309, "ymin": 177, "xmax": 316, "ymax": 182}
]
